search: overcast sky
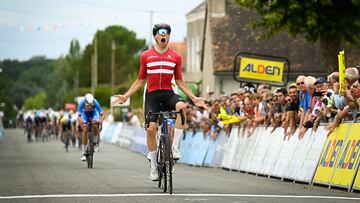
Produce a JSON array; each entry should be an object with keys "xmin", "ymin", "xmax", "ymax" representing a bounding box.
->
[{"xmin": 0, "ymin": 0, "xmax": 203, "ymax": 60}]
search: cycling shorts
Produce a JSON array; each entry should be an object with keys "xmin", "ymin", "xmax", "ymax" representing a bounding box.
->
[
  {"xmin": 81, "ymin": 110, "xmax": 100, "ymax": 124},
  {"xmin": 145, "ymin": 90, "xmax": 185, "ymax": 123}
]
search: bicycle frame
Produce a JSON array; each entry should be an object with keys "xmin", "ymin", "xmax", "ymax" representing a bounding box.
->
[{"xmin": 145, "ymin": 110, "xmax": 184, "ymax": 194}]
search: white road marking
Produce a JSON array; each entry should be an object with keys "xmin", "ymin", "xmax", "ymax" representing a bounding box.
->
[{"xmin": 0, "ymin": 194, "xmax": 359, "ymax": 200}]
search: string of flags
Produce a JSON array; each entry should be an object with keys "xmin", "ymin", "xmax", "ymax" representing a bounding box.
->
[{"xmin": 0, "ymin": 17, "xmax": 121, "ymax": 33}]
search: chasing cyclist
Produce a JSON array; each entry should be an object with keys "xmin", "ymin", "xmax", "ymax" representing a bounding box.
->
[
  {"xmin": 113, "ymin": 23, "xmax": 207, "ymax": 181},
  {"xmin": 77, "ymin": 93, "xmax": 105, "ymax": 161}
]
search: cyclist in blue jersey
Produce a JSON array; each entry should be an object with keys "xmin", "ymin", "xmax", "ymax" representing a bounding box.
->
[{"xmin": 77, "ymin": 93, "xmax": 105, "ymax": 161}]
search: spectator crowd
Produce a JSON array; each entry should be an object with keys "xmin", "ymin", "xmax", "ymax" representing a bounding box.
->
[{"xmin": 183, "ymin": 67, "xmax": 360, "ymax": 140}]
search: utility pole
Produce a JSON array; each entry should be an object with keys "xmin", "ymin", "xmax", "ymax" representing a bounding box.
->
[
  {"xmin": 149, "ymin": 10, "xmax": 153, "ymax": 47},
  {"xmin": 91, "ymin": 37, "xmax": 98, "ymax": 94},
  {"xmin": 75, "ymin": 71, "xmax": 79, "ymax": 96},
  {"xmin": 111, "ymin": 40, "xmax": 116, "ymax": 95},
  {"xmin": 91, "ymin": 53, "xmax": 95, "ymax": 94}
]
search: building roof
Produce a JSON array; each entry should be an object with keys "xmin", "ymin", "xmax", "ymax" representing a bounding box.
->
[
  {"xmin": 186, "ymin": 1, "xmax": 206, "ymax": 16},
  {"xmin": 168, "ymin": 42, "xmax": 186, "ymax": 69},
  {"xmin": 209, "ymin": 0, "xmax": 358, "ymax": 77}
]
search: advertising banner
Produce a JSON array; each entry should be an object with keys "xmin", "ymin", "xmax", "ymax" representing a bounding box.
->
[
  {"xmin": 353, "ymin": 167, "xmax": 360, "ymax": 190},
  {"xmin": 330, "ymin": 123, "xmax": 360, "ymax": 188},
  {"xmin": 239, "ymin": 57, "xmax": 285, "ymax": 83},
  {"xmin": 313, "ymin": 124, "xmax": 350, "ymax": 184}
]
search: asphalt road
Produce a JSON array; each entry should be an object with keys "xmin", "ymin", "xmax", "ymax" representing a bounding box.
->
[{"xmin": 0, "ymin": 128, "xmax": 359, "ymax": 203}]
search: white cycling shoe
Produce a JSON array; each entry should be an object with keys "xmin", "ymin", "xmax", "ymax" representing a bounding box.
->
[
  {"xmin": 172, "ymin": 147, "xmax": 181, "ymax": 160},
  {"xmin": 146, "ymin": 152, "xmax": 151, "ymax": 161},
  {"xmin": 149, "ymin": 167, "xmax": 159, "ymax": 181},
  {"xmin": 81, "ymin": 155, "xmax": 86, "ymax": 162}
]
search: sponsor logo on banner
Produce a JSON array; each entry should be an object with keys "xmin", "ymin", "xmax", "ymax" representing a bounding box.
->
[
  {"xmin": 313, "ymin": 124, "xmax": 349, "ymax": 184},
  {"xmin": 337, "ymin": 140, "xmax": 360, "ymax": 170},
  {"xmin": 330, "ymin": 123, "xmax": 360, "ymax": 188},
  {"xmin": 319, "ymin": 140, "xmax": 344, "ymax": 167},
  {"xmin": 239, "ymin": 57, "xmax": 285, "ymax": 83}
]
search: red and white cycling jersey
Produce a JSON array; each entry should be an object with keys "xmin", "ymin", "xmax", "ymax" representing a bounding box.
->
[{"xmin": 138, "ymin": 48, "xmax": 182, "ymax": 93}]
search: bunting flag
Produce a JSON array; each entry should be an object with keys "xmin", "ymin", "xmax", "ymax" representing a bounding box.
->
[{"xmin": 0, "ymin": 21, "xmax": 101, "ymax": 33}]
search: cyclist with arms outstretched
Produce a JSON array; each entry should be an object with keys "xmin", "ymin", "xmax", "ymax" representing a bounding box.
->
[
  {"xmin": 113, "ymin": 23, "xmax": 207, "ymax": 181},
  {"xmin": 77, "ymin": 93, "xmax": 105, "ymax": 161}
]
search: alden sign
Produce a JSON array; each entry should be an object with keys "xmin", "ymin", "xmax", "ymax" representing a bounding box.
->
[
  {"xmin": 233, "ymin": 52, "xmax": 289, "ymax": 86},
  {"xmin": 240, "ymin": 57, "xmax": 284, "ymax": 83}
]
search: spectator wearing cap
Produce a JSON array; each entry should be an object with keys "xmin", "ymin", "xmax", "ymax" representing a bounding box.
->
[
  {"xmin": 310, "ymin": 77, "xmax": 332, "ymax": 132},
  {"xmin": 284, "ymin": 83, "xmax": 299, "ymax": 140}
]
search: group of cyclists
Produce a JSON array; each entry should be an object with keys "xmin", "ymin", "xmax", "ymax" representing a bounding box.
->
[{"xmin": 19, "ymin": 93, "xmax": 104, "ymax": 160}]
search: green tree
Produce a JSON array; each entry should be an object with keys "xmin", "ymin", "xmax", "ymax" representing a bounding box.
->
[
  {"xmin": 45, "ymin": 57, "xmax": 70, "ymax": 109},
  {"xmin": 23, "ymin": 92, "xmax": 47, "ymax": 110},
  {"xmin": 66, "ymin": 39, "xmax": 82, "ymax": 93},
  {"xmin": 79, "ymin": 25, "xmax": 146, "ymax": 87},
  {"xmin": 236, "ymin": 0, "xmax": 360, "ymax": 72}
]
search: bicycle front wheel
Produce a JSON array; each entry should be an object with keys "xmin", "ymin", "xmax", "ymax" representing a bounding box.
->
[{"xmin": 164, "ymin": 134, "xmax": 173, "ymax": 194}]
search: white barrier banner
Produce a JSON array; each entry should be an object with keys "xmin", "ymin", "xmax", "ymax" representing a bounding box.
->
[
  {"xmin": 212, "ymin": 132, "xmax": 229, "ymax": 167},
  {"xmin": 294, "ymin": 126, "xmax": 327, "ymax": 182},
  {"xmin": 260, "ymin": 127, "xmax": 285, "ymax": 175},
  {"xmin": 249, "ymin": 128, "xmax": 273, "ymax": 173},
  {"xmin": 239, "ymin": 128, "xmax": 261, "ymax": 172},
  {"xmin": 271, "ymin": 128, "xmax": 300, "ymax": 178},
  {"xmin": 283, "ymin": 129, "xmax": 313, "ymax": 180},
  {"xmin": 232, "ymin": 128, "xmax": 247, "ymax": 170},
  {"xmin": 221, "ymin": 127, "xmax": 239, "ymax": 169}
]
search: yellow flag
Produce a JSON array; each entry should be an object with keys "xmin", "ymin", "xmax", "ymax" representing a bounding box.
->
[{"xmin": 338, "ymin": 51, "xmax": 346, "ymax": 94}]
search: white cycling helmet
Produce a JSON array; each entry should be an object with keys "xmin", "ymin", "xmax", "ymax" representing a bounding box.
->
[{"xmin": 84, "ymin": 93, "xmax": 94, "ymax": 104}]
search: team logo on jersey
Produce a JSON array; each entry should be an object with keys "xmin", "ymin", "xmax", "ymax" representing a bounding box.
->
[
  {"xmin": 167, "ymin": 55, "xmax": 172, "ymax": 58},
  {"xmin": 148, "ymin": 55, "xmax": 158, "ymax": 59}
]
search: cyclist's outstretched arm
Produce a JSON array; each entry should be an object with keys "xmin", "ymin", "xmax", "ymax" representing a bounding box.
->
[
  {"xmin": 176, "ymin": 79, "xmax": 208, "ymax": 109},
  {"xmin": 175, "ymin": 80, "xmax": 196, "ymax": 101},
  {"xmin": 115, "ymin": 79, "xmax": 146, "ymax": 104}
]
